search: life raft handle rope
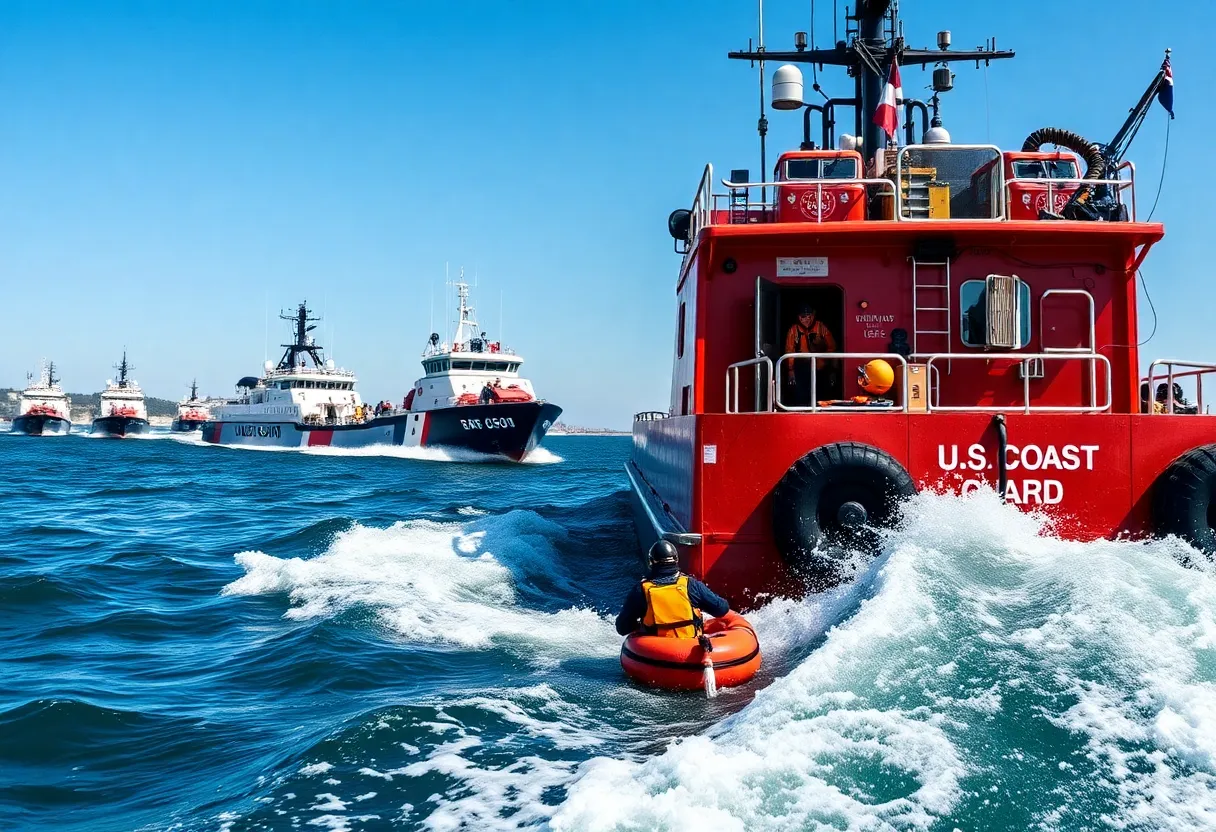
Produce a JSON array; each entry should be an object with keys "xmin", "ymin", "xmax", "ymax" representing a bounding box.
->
[
  {"xmin": 698, "ymin": 634, "xmax": 718, "ymax": 699},
  {"xmin": 993, "ymin": 414, "xmax": 1008, "ymax": 500}
]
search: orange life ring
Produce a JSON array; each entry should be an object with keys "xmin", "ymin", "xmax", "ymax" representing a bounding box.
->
[{"xmin": 620, "ymin": 610, "xmax": 761, "ymax": 691}]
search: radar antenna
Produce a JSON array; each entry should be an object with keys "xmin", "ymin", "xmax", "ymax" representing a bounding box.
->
[{"xmin": 731, "ymin": 0, "xmax": 1014, "ymax": 157}]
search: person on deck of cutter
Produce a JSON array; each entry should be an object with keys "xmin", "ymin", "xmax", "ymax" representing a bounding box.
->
[
  {"xmin": 615, "ymin": 540, "xmax": 731, "ymax": 637},
  {"xmin": 784, "ymin": 304, "xmax": 839, "ymax": 404}
]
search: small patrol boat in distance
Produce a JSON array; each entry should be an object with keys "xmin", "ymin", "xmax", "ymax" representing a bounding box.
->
[
  {"xmin": 90, "ymin": 352, "xmax": 150, "ymax": 438},
  {"xmin": 398, "ymin": 279, "xmax": 562, "ymax": 461},
  {"xmin": 11, "ymin": 362, "xmax": 72, "ymax": 436},
  {"xmin": 171, "ymin": 380, "xmax": 211, "ymax": 432}
]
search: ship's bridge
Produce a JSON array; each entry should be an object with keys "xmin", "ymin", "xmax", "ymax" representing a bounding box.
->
[
  {"xmin": 421, "ymin": 351, "xmax": 523, "ymax": 377},
  {"xmin": 263, "ymin": 364, "xmax": 358, "ymax": 392}
]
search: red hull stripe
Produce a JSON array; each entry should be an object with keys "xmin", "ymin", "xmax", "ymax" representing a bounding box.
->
[
  {"xmin": 419, "ymin": 414, "xmax": 430, "ymax": 446},
  {"xmin": 307, "ymin": 430, "xmax": 334, "ymax": 447}
]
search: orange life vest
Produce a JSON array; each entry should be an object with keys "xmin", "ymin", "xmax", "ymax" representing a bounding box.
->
[{"xmin": 641, "ymin": 575, "xmax": 703, "ymax": 639}]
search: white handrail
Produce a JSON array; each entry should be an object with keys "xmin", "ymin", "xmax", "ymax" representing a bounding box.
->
[
  {"xmin": 924, "ymin": 352, "xmax": 1112, "ymax": 414},
  {"xmin": 774, "ymin": 353, "xmax": 909, "ymax": 413},
  {"xmin": 689, "ymin": 163, "xmax": 714, "ymax": 249},
  {"xmin": 1144, "ymin": 359, "xmax": 1216, "ymax": 415},
  {"xmin": 718, "ymin": 177, "xmax": 897, "ymax": 224},
  {"xmin": 725, "ymin": 357, "xmax": 774, "ymax": 413}
]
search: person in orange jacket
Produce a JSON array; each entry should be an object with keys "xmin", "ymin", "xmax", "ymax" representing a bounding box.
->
[
  {"xmin": 615, "ymin": 541, "xmax": 730, "ymax": 638},
  {"xmin": 784, "ymin": 304, "xmax": 838, "ymax": 404}
]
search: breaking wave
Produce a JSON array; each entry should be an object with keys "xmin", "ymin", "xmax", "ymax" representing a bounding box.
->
[
  {"xmin": 552, "ymin": 492, "xmax": 1216, "ymax": 831},
  {"xmin": 225, "ymin": 491, "xmax": 1216, "ymax": 830}
]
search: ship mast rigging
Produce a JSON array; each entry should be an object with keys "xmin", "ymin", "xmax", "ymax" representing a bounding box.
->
[
  {"xmin": 729, "ymin": 0, "xmax": 1014, "ymax": 158},
  {"xmin": 276, "ymin": 303, "xmax": 325, "ymax": 370}
]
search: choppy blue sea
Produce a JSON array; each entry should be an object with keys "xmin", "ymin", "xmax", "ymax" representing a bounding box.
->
[{"xmin": 3, "ymin": 430, "xmax": 1216, "ymax": 832}]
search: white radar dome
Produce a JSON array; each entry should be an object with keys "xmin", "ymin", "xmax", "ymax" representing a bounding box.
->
[
  {"xmin": 264, "ymin": 360, "xmax": 273, "ymax": 372},
  {"xmin": 326, "ymin": 359, "xmax": 335, "ymax": 369},
  {"xmin": 839, "ymin": 134, "xmax": 862, "ymax": 151},
  {"xmin": 771, "ymin": 65, "xmax": 805, "ymax": 110},
  {"xmin": 924, "ymin": 125, "xmax": 951, "ymax": 144}
]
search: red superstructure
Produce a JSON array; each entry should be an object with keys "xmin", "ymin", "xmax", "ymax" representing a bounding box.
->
[{"xmin": 629, "ymin": 6, "xmax": 1201, "ymax": 605}]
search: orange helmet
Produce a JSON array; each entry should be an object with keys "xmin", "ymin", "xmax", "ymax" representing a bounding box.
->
[{"xmin": 858, "ymin": 359, "xmax": 895, "ymax": 395}]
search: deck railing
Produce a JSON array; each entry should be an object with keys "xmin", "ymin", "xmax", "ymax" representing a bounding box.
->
[
  {"xmin": 680, "ymin": 152, "xmax": 1143, "ymax": 239},
  {"xmin": 725, "ymin": 357, "xmax": 774, "ymax": 414},
  {"xmin": 717, "ymin": 177, "xmax": 898, "ymax": 222},
  {"xmin": 1143, "ymin": 360, "xmax": 1216, "ymax": 414},
  {"xmin": 722, "ymin": 351, "xmax": 1115, "ymax": 415},
  {"xmin": 774, "ymin": 353, "xmax": 910, "ymax": 413},
  {"xmin": 1001, "ymin": 173, "xmax": 1137, "ymax": 221},
  {"xmin": 924, "ymin": 353, "xmax": 1112, "ymax": 414}
]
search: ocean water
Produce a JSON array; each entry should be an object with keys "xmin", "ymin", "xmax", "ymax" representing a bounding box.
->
[{"xmin": 3, "ymin": 430, "xmax": 1216, "ymax": 831}]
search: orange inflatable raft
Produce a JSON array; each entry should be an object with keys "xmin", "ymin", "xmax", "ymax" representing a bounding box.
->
[{"xmin": 621, "ymin": 611, "xmax": 762, "ymax": 692}]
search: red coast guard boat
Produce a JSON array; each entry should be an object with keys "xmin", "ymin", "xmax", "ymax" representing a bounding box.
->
[{"xmin": 629, "ymin": 2, "xmax": 1199, "ymax": 604}]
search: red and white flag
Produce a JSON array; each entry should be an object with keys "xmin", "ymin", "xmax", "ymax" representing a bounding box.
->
[{"xmin": 873, "ymin": 58, "xmax": 902, "ymax": 140}]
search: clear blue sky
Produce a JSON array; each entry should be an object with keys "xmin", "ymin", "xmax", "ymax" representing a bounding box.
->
[{"xmin": 0, "ymin": 1, "xmax": 1210, "ymax": 428}]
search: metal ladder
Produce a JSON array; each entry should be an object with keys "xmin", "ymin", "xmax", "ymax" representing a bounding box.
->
[{"xmin": 911, "ymin": 257, "xmax": 952, "ymax": 365}]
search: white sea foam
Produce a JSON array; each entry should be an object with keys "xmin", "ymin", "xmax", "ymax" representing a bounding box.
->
[
  {"xmin": 203, "ymin": 438, "xmax": 561, "ymax": 464},
  {"xmin": 227, "ymin": 492, "xmax": 1216, "ymax": 830},
  {"xmin": 222, "ymin": 511, "xmax": 619, "ymax": 662},
  {"xmin": 548, "ymin": 491, "xmax": 1216, "ymax": 831}
]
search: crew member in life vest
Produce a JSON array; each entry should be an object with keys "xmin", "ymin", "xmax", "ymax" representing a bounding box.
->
[
  {"xmin": 615, "ymin": 540, "xmax": 731, "ymax": 637},
  {"xmin": 784, "ymin": 304, "xmax": 839, "ymax": 405}
]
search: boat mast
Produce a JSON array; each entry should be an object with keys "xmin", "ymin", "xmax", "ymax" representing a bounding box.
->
[
  {"xmin": 276, "ymin": 302, "xmax": 325, "ymax": 370},
  {"xmin": 451, "ymin": 276, "xmax": 480, "ymax": 349},
  {"xmin": 729, "ymin": 0, "xmax": 1013, "ymax": 158},
  {"xmin": 190, "ymin": 379, "xmax": 198, "ymax": 401},
  {"xmin": 47, "ymin": 361, "xmax": 58, "ymax": 388},
  {"xmin": 116, "ymin": 352, "xmax": 131, "ymax": 387}
]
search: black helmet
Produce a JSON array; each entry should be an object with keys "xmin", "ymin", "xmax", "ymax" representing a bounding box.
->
[{"xmin": 647, "ymin": 540, "xmax": 679, "ymax": 571}]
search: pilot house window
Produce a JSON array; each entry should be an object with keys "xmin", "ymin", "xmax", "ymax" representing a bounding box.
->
[
  {"xmin": 960, "ymin": 277, "xmax": 1032, "ymax": 349},
  {"xmin": 784, "ymin": 158, "xmax": 858, "ymax": 180}
]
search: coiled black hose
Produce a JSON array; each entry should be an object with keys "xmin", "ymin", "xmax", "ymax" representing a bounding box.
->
[{"xmin": 1021, "ymin": 128, "xmax": 1105, "ymax": 180}]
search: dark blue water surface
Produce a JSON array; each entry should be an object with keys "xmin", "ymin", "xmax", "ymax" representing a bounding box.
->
[
  {"xmin": 6, "ymin": 431, "xmax": 1216, "ymax": 832},
  {"xmin": 0, "ymin": 434, "xmax": 682, "ymax": 831}
]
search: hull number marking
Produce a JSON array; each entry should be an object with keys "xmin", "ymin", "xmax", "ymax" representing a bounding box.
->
[{"xmin": 460, "ymin": 417, "xmax": 516, "ymax": 430}]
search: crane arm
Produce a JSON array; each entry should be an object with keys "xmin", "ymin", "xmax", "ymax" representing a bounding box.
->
[{"xmin": 1102, "ymin": 67, "xmax": 1167, "ymax": 168}]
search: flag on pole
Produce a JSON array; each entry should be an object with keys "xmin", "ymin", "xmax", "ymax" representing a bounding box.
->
[
  {"xmin": 873, "ymin": 58, "xmax": 902, "ymax": 140},
  {"xmin": 1157, "ymin": 52, "xmax": 1174, "ymax": 118}
]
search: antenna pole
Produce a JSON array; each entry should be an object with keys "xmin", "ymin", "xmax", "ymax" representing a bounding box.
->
[{"xmin": 758, "ymin": 0, "xmax": 768, "ymax": 203}]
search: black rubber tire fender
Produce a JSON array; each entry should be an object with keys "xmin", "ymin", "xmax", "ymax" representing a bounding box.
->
[
  {"xmin": 771, "ymin": 442, "xmax": 916, "ymax": 583},
  {"xmin": 1152, "ymin": 444, "xmax": 1216, "ymax": 558}
]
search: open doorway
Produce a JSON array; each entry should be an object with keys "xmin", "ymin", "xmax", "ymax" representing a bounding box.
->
[{"xmin": 757, "ymin": 280, "xmax": 846, "ymax": 402}]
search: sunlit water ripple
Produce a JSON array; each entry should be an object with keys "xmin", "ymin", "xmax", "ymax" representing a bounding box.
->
[{"xmin": 2, "ymin": 429, "xmax": 1215, "ymax": 831}]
